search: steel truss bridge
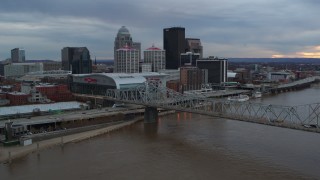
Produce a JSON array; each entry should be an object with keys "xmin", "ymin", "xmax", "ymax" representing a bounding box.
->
[
  {"xmin": 269, "ymin": 76, "xmax": 320, "ymax": 93},
  {"xmin": 103, "ymin": 81, "xmax": 320, "ymax": 132}
]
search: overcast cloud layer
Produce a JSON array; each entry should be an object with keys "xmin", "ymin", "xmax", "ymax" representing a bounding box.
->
[{"xmin": 0, "ymin": 0, "xmax": 319, "ymax": 60}]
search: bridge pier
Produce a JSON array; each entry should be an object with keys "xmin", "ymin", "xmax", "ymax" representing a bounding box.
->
[{"xmin": 144, "ymin": 107, "xmax": 158, "ymax": 123}]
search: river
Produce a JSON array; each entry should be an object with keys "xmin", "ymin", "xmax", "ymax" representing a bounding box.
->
[{"xmin": 1, "ymin": 86, "xmax": 320, "ymax": 179}]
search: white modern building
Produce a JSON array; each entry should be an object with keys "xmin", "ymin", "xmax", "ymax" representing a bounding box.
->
[
  {"xmin": 4, "ymin": 63, "xmax": 43, "ymax": 78},
  {"xmin": 18, "ymin": 70, "xmax": 71, "ymax": 82},
  {"xmin": 115, "ymin": 45, "xmax": 140, "ymax": 73},
  {"xmin": 68, "ymin": 72, "xmax": 169, "ymax": 96},
  {"xmin": 267, "ymin": 71, "xmax": 294, "ymax": 81},
  {"xmin": 143, "ymin": 45, "xmax": 166, "ymax": 72},
  {"xmin": 141, "ymin": 63, "xmax": 152, "ymax": 73}
]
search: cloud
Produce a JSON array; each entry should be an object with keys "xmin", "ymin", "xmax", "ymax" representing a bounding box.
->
[
  {"xmin": 0, "ymin": 12, "xmax": 120, "ymax": 59},
  {"xmin": 203, "ymin": 42, "xmax": 279, "ymax": 58},
  {"xmin": 271, "ymin": 45, "xmax": 320, "ymax": 58},
  {"xmin": 0, "ymin": 0, "xmax": 320, "ymax": 59},
  {"xmin": 296, "ymin": 46, "xmax": 320, "ymax": 58}
]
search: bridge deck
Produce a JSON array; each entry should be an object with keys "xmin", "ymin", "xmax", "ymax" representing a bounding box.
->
[{"xmin": 76, "ymin": 78, "xmax": 320, "ymax": 133}]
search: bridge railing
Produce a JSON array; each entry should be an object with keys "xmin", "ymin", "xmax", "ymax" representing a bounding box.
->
[
  {"xmin": 218, "ymin": 102, "xmax": 319, "ymax": 125},
  {"xmin": 104, "ymin": 81, "xmax": 320, "ymax": 129},
  {"xmin": 277, "ymin": 76, "xmax": 320, "ymax": 89}
]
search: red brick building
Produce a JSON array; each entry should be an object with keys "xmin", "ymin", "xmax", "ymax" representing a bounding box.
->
[
  {"xmin": 36, "ymin": 84, "xmax": 73, "ymax": 102},
  {"xmin": 7, "ymin": 92, "xmax": 30, "ymax": 105},
  {"xmin": 180, "ymin": 66, "xmax": 207, "ymax": 91},
  {"xmin": 167, "ymin": 80, "xmax": 181, "ymax": 93},
  {"xmin": 0, "ymin": 93, "xmax": 6, "ymax": 99}
]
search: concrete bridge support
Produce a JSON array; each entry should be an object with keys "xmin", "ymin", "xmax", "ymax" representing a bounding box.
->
[{"xmin": 144, "ymin": 107, "xmax": 158, "ymax": 123}]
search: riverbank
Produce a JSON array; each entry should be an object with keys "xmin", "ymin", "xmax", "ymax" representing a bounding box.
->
[
  {"xmin": 0, "ymin": 118, "xmax": 141, "ymax": 164},
  {"xmin": 0, "ymin": 110, "xmax": 176, "ymax": 164}
]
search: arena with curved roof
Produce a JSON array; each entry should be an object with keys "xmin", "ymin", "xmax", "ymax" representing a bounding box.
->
[{"xmin": 68, "ymin": 72, "xmax": 168, "ymax": 95}]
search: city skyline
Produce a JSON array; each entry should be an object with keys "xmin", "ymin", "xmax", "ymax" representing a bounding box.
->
[{"xmin": 0, "ymin": 0, "xmax": 320, "ymax": 60}]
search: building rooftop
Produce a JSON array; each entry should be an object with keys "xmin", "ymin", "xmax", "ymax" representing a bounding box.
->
[
  {"xmin": 117, "ymin": 44, "xmax": 136, "ymax": 51},
  {"xmin": 7, "ymin": 92, "xmax": 28, "ymax": 95},
  {"xmin": 71, "ymin": 72, "xmax": 168, "ymax": 89},
  {"xmin": 0, "ymin": 101, "xmax": 84, "ymax": 117},
  {"xmin": 269, "ymin": 71, "xmax": 292, "ymax": 75},
  {"xmin": 146, "ymin": 45, "xmax": 162, "ymax": 51},
  {"xmin": 10, "ymin": 63, "xmax": 41, "ymax": 65},
  {"xmin": 27, "ymin": 70, "xmax": 71, "ymax": 75},
  {"xmin": 117, "ymin": 26, "xmax": 130, "ymax": 36}
]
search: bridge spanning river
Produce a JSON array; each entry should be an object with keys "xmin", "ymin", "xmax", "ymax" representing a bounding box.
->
[
  {"xmin": 269, "ymin": 76, "xmax": 320, "ymax": 93},
  {"xmin": 102, "ymin": 80, "xmax": 320, "ymax": 132},
  {"xmin": 75, "ymin": 78, "xmax": 320, "ymax": 132}
]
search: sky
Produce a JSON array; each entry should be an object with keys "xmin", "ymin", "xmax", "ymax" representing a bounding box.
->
[{"xmin": 0, "ymin": 0, "xmax": 320, "ymax": 60}]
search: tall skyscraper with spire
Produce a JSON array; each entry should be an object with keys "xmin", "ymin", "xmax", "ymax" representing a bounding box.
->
[
  {"xmin": 114, "ymin": 26, "xmax": 141, "ymax": 72},
  {"xmin": 114, "ymin": 26, "xmax": 133, "ymax": 54}
]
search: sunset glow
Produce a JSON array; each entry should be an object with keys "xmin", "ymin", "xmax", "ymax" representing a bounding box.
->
[
  {"xmin": 271, "ymin": 54, "xmax": 285, "ymax": 58},
  {"xmin": 272, "ymin": 45, "xmax": 320, "ymax": 58},
  {"xmin": 297, "ymin": 52, "xmax": 320, "ymax": 58},
  {"xmin": 297, "ymin": 45, "xmax": 320, "ymax": 58}
]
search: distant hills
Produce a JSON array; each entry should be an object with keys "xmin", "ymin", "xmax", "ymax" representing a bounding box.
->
[
  {"xmin": 21, "ymin": 58, "xmax": 320, "ymax": 64},
  {"xmin": 228, "ymin": 58, "xmax": 320, "ymax": 63},
  {"xmin": 93, "ymin": 60, "xmax": 113, "ymax": 66},
  {"xmin": 26, "ymin": 60, "xmax": 57, "ymax": 63},
  {"xmin": 24, "ymin": 59, "xmax": 114, "ymax": 65},
  {"xmin": 95, "ymin": 58, "xmax": 320, "ymax": 64}
]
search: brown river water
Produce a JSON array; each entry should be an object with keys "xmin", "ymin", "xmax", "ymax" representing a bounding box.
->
[{"xmin": 1, "ymin": 87, "xmax": 320, "ymax": 180}]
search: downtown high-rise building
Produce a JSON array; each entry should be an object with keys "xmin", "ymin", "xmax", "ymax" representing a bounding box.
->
[
  {"xmin": 114, "ymin": 26, "xmax": 133, "ymax": 57},
  {"xmin": 61, "ymin": 47, "xmax": 92, "ymax": 74},
  {"xmin": 143, "ymin": 45, "xmax": 166, "ymax": 72},
  {"xmin": 163, "ymin": 27, "xmax": 185, "ymax": 69},
  {"xmin": 185, "ymin": 38, "xmax": 203, "ymax": 58},
  {"xmin": 4, "ymin": 63, "xmax": 43, "ymax": 77},
  {"xmin": 115, "ymin": 45, "xmax": 139, "ymax": 73},
  {"xmin": 180, "ymin": 52, "xmax": 201, "ymax": 67},
  {"xmin": 196, "ymin": 57, "xmax": 228, "ymax": 84},
  {"xmin": 132, "ymin": 42, "xmax": 141, "ymax": 62},
  {"xmin": 180, "ymin": 66, "xmax": 208, "ymax": 91},
  {"xmin": 114, "ymin": 26, "xmax": 141, "ymax": 72},
  {"xmin": 11, "ymin": 48, "xmax": 26, "ymax": 63}
]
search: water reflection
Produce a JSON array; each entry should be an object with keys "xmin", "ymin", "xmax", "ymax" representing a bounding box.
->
[
  {"xmin": 1, "ymin": 88, "xmax": 319, "ymax": 179},
  {"xmin": 144, "ymin": 122, "xmax": 158, "ymax": 137}
]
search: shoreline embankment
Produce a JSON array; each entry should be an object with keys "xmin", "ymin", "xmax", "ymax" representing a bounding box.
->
[
  {"xmin": 0, "ymin": 110, "xmax": 175, "ymax": 164},
  {"xmin": 0, "ymin": 118, "xmax": 141, "ymax": 164}
]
